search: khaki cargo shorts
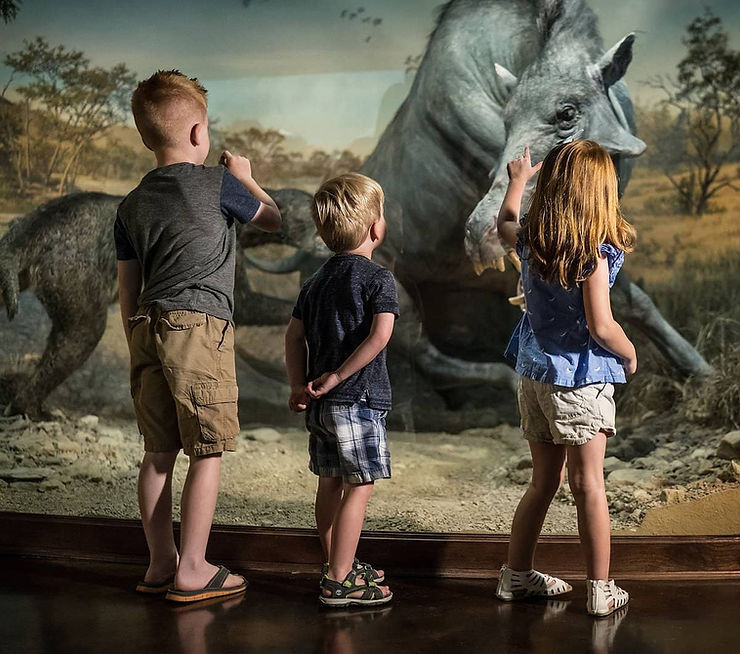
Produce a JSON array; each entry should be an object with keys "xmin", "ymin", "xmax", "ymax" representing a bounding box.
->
[
  {"xmin": 517, "ymin": 377, "xmax": 616, "ymax": 446},
  {"xmin": 128, "ymin": 307, "xmax": 239, "ymax": 457}
]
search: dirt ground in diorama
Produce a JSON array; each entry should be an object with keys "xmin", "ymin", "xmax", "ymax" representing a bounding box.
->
[
  {"xmin": 1, "ymin": 165, "xmax": 740, "ymax": 534},
  {"xmin": 0, "ymin": 295, "xmax": 737, "ymax": 535}
]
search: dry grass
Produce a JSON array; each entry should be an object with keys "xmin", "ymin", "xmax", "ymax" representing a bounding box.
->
[
  {"xmin": 616, "ymin": 162, "xmax": 740, "ymax": 428},
  {"xmin": 619, "ymin": 249, "xmax": 740, "ymax": 429},
  {"xmin": 621, "ymin": 162, "xmax": 740, "ymax": 285}
]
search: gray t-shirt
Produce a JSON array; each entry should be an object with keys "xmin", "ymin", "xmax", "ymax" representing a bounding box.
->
[
  {"xmin": 292, "ymin": 253, "xmax": 400, "ymax": 410},
  {"xmin": 114, "ymin": 162, "xmax": 260, "ymax": 322}
]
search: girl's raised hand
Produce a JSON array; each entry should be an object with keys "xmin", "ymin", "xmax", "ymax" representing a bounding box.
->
[{"xmin": 507, "ymin": 146, "xmax": 542, "ymax": 184}]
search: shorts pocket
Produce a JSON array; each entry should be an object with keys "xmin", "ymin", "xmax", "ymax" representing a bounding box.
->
[
  {"xmin": 358, "ymin": 405, "xmax": 387, "ymax": 423},
  {"xmin": 191, "ymin": 382, "xmax": 239, "ymax": 443},
  {"xmin": 551, "ymin": 390, "xmax": 585, "ymax": 417},
  {"xmin": 552, "ymin": 384, "xmax": 601, "ymax": 417},
  {"xmin": 160, "ymin": 311, "xmax": 206, "ymax": 330},
  {"xmin": 127, "ymin": 314, "xmax": 148, "ymax": 330}
]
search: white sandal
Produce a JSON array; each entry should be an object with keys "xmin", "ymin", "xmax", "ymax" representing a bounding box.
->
[
  {"xmin": 496, "ymin": 564, "xmax": 572, "ymax": 601},
  {"xmin": 587, "ymin": 579, "xmax": 629, "ymax": 616}
]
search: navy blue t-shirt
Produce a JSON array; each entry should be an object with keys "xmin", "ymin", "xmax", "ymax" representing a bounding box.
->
[
  {"xmin": 114, "ymin": 163, "xmax": 260, "ymax": 322},
  {"xmin": 292, "ymin": 253, "xmax": 400, "ymax": 410}
]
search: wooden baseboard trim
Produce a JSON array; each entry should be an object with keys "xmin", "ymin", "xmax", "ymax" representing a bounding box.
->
[{"xmin": 1, "ymin": 512, "xmax": 738, "ymax": 579}]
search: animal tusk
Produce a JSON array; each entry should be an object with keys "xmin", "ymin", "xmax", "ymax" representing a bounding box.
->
[
  {"xmin": 495, "ymin": 257, "xmax": 506, "ymax": 272},
  {"xmin": 243, "ymin": 249, "xmax": 310, "ymax": 274},
  {"xmin": 508, "ymin": 293, "xmax": 526, "ymax": 309},
  {"xmin": 507, "ymin": 250, "xmax": 521, "ymax": 273}
]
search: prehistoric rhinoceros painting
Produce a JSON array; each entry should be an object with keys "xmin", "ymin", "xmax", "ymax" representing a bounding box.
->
[{"xmin": 0, "ymin": 0, "xmax": 709, "ymax": 418}]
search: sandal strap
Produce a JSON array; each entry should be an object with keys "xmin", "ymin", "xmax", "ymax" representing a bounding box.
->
[
  {"xmin": 357, "ymin": 584, "xmax": 384, "ymax": 600},
  {"xmin": 353, "ymin": 558, "xmax": 381, "ymax": 579},
  {"xmin": 207, "ymin": 565, "xmax": 230, "ymax": 590}
]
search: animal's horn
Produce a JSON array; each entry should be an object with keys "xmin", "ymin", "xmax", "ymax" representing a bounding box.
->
[{"xmin": 494, "ymin": 63, "xmax": 518, "ymax": 96}]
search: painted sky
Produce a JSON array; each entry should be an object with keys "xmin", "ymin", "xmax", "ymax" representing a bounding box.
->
[{"xmin": 1, "ymin": 0, "xmax": 739, "ymax": 150}]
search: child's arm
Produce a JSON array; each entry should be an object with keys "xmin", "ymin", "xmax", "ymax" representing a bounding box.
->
[
  {"xmin": 220, "ymin": 150, "xmax": 282, "ymax": 232},
  {"xmin": 497, "ymin": 146, "xmax": 542, "ymax": 250},
  {"xmin": 307, "ymin": 313, "xmax": 395, "ymax": 399},
  {"xmin": 583, "ymin": 256, "xmax": 638, "ymax": 375},
  {"xmin": 285, "ymin": 317, "xmax": 310, "ymax": 412},
  {"xmin": 117, "ymin": 260, "xmax": 142, "ymax": 348}
]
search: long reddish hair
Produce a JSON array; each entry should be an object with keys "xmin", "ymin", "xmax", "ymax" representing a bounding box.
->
[{"xmin": 522, "ymin": 139, "xmax": 636, "ymax": 288}]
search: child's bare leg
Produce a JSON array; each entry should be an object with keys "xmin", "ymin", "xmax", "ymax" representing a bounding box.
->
[
  {"xmin": 138, "ymin": 450, "xmax": 180, "ymax": 581},
  {"xmin": 175, "ymin": 453, "xmax": 244, "ymax": 590},
  {"xmin": 325, "ymin": 481, "xmax": 390, "ymax": 598},
  {"xmin": 315, "ymin": 476, "xmax": 343, "ymax": 561},
  {"xmin": 327, "ymin": 482, "xmax": 373, "ymax": 581},
  {"xmin": 507, "ymin": 441, "xmax": 566, "ymax": 571},
  {"xmin": 567, "ymin": 432, "xmax": 610, "ymax": 580}
]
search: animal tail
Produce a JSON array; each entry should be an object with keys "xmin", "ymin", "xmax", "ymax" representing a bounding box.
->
[{"xmin": 0, "ymin": 241, "xmax": 20, "ymax": 321}]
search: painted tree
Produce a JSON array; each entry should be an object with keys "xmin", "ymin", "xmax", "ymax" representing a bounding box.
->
[
  {"xmin": 224, "ymin": 126, "xmax": 287, "ymax": 179},
  {"xmin": 650, "ymin": 10, "xmax": 740, "ymax": 215},
  {"xmin": 3, "ymin": 37, "xmax": 136, "ymax": 193}
]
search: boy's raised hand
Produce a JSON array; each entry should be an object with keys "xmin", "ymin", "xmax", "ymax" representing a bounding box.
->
[
  {"xmin": 220, "ymin": 150, "xmax": 253, "ymax": 180},
  {"xmin": 507, "ymin": 146, "xmax": 542, "ymax": 184},
  {"xmin": 306, "ymin": 372, "xmax": 341, "ymax": 399}
]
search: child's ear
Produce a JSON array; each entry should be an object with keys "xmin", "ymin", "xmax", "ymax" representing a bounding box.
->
[
  {"xmin": 190, "ymin": 122, "xmax": 204, "ymax": 147},
  {"xmin": 370, "ymin": 221, "xmax": 380, "ymax": 242}
]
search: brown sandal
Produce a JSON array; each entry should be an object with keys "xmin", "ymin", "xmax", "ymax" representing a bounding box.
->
[
  {"xmin": 135, "ymin": 575, "xmax": 175, "ymax": 595},
  {"xmin": 165, "ymin": 566, "xmax": 247, "ymax": 603}
]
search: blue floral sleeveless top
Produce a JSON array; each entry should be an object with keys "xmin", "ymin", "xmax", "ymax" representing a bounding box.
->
[{"xmin": 504, "ymin": 241, "xmax": 627, "ymax": 388}]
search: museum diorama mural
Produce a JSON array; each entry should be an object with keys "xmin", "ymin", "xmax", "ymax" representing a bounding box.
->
[{"xmin": 0, "ymin": 0, "xmax": 738, "ymax": 534}]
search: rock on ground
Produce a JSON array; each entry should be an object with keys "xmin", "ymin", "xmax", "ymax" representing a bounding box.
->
[
  {"xmin": 717, "ymin": 431, "xmax": 740, "ymax": 460},
  {"xmin": 608, "ymin": 468, "xmax": 662, "ymax": 489}
]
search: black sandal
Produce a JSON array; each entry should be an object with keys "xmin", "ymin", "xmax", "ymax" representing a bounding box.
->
[
  {"xmin": 321, "ymin": 558, "xmax": 385, "ymax": 584},
  {"xmin": 319, "ymin": 568, "xmax": 392, "ymax": 607}
]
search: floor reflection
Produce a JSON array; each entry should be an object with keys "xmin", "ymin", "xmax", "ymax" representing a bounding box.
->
[
  {"xmin": 0, "ymin": 559, "xmax": 737, "ymax": 654},
  {"xmin": 173, "ymin": 595, "xmax": 245, "ymax": 654},
  {"xmin": 317, "ymin": 606, "xmax": 393, "ymax": 654}
]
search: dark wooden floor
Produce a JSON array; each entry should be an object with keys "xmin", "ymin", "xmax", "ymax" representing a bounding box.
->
[{"xmin": 0, "ymin": 558, "xmax": 738, "ymax": 654}]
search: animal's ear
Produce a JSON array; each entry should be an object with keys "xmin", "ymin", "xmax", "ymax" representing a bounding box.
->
[
  {"xmin": 607, "ymin": 81, "xmax": 631, "ymax": 131},
  {"xmin": 494, "ymin": 63, "xmax": 518, "ymax": 97},
  {"xmin": 595, "ymin": 33, "xmax": 635, "ymax": 88}
]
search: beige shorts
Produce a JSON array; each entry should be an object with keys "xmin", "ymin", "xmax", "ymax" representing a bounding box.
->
[
  {"xmin": 517, "ymin": 377, "xmax": 616, "ymax": 446},
  {"xmin": 129, "ymin": 307, "xmax": 240, "ymax": 457}
]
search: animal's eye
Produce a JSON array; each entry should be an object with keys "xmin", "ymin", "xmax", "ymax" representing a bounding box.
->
[{"xmin": 556, "ymin": 105, "xmax": 578, "ymax": 123}]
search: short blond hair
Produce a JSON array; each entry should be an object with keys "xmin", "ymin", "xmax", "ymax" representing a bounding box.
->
[
  {"xmin": 312, "ymin": 173, "xmax": 384, "ymax": 253},
  {"xmin": 131, "ymin": 70, "xmax": 208, "ymax": 150}
]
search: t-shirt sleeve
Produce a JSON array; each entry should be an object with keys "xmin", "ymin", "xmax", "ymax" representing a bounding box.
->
[
  {"xmin": 600, "ymin": 244, "xmax": 624, "ymax": 287},
  {"xmin": 220, "ymin": 168, "xmax": 261, "ymax": 224},
  {"xmin": 291, "ymin": 284, "xmax": 307, "ymax": 321},
  {"xmin": 114, "ymin": 212, "xmax": 137, "ymax": 261},
  {"xmin": 367, "ymin": 268, "xmax": 400, "ymax": 318}
]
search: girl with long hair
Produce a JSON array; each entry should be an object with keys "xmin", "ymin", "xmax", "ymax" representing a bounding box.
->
[{"xmin": 495, "ymin": 140, "xmax": 635, "ymax": 616}]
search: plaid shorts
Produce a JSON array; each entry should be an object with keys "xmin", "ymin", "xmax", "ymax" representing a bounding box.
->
[{"xmin": 306, "ymin": 398, "xmax": 391, "ymax": 484}]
